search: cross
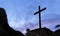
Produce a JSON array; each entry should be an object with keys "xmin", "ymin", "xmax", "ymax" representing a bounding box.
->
[{"xmin": 34, "ymin": 6, "xmax": 46, "ymax": 28}]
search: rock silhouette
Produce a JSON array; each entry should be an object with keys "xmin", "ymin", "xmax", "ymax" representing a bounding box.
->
[
  {"xmin": 0, "ymin": 8, "xmax": 24, "ymax": 36},
  {"xmin": 26, "ymin": 27, "xmax": 55, "ymax": 36},
  {"xmin": 0, "ymin": 25, "xmax": 10, "ymax": 36},
  {"xmin": 54, "ymin": 29, "xmax": 60, "ymax": 36}
]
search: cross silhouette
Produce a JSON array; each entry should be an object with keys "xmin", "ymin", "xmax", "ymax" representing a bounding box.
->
[{"xmin": 34, "ymin": 6, "xmax": 46, "ymax": 28}]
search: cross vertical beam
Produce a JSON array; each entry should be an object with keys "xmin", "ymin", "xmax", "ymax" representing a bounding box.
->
[
  {"xmin": 34, "ymin": 6, "xmax": 46, "ymax": 28},
  {"xmin": 39, "ymin": 6, "xmax": 41, "ymax": 28}
]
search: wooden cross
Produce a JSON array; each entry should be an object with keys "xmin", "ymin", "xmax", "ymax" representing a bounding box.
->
[{"xmin": 34, "ymin": 6, "xmax": 46, "ymax": 28}]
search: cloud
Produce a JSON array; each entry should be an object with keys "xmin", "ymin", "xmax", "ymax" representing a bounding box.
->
[{"xmin": 0, "ymin": 0, "xmax": 60, "ymax": 34}]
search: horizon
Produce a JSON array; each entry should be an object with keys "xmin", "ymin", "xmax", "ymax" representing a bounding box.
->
[{"xmin": 0, "ymin": 0, "xmax": 60, "ymax": 34}]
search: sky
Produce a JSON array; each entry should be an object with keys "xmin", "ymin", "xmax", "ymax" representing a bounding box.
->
[{"xmin": 0, "ymin": 0, "xmax": 60, "ymax": 34}]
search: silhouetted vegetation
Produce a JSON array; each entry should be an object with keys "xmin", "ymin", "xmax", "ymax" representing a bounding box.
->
[{"xmin": 55, "ymin": 25, "xmax": 60, "ymax": 28}]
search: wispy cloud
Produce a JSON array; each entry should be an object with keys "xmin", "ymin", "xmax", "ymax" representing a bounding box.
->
[{"xmin": 0, "ymin": 0, "xmax": 60, "ymax": 34}]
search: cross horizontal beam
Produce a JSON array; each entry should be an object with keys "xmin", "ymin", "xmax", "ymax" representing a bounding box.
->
[{"xmin": 34, "ymin": 7, "xmax": 46, "ymax": 15}]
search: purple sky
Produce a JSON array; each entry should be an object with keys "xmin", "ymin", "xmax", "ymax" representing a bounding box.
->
[{"xmin": 0, "ymin": 0, "xmax": 60, "ymax": 34}]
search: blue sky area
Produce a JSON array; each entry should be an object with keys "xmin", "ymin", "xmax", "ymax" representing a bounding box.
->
[{"xmin": 0, "ymin": 0, "xmax": 60, "ymax": 34}]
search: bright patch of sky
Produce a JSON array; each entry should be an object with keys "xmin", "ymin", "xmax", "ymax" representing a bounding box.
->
[{"xmin": 0, "ymin": 0, "xmax": 60, "ymax": 34}]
